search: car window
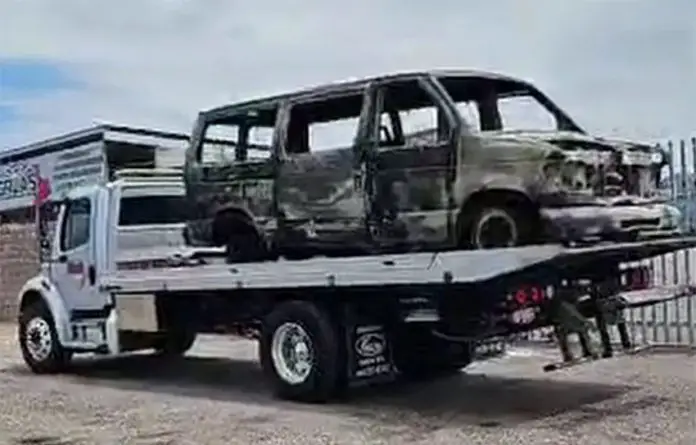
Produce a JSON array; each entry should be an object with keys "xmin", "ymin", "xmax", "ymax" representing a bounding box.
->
[
  {"xmin": 496, "ymin": 94, "xmax": 557, "ymax": 132},
  {"xmin": 198, "ymin": 108, "xmax": 277, "ymax": 164},
  {"xmin": 308, "ymin": 116, "xmax": 360, "ymax": 152},
  {"xmin": 60, "ymin": 198, "xmax": 91, "ymax": 251},
  {"xmin": 118, "ymin": 195, "xmax": 189, "ymax": 226},
  {"xmin": 200, "ymin": 123, "xmax": 239, "ymax": 164},
  {"xmin": 456, "ymin": 102, "xmax": 481, "ymax": 133},
  {"xmin": 379, "ymin": 79, "xmax": 451, "ymax": 148},
  {"xmin": 285, "ymin": 92, "xmax": 365, "ymax": 155}
]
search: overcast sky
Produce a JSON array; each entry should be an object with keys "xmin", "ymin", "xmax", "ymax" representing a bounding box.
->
[{"xmin": 0, "ymin": 0, "xmax": 694, "ymax": 150}]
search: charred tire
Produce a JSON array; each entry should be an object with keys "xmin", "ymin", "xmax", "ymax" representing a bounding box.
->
[
  {"xmin": 213, "ymin": 212, "xmax": 268, "ymax": 263},
  {"xmin": 393, "ymin": 327, "xmax": 471, "ymax": 381},
  {"xmin": 153, "ymin": 329, "xmax": 197, "ymax": 357},
  {"xmin": 259, "ymin": 301, "xmax": 343, "ymax": 403},
  {"xmin": 465, "ymin": 204, "xmax": 534, "ymax": 249},
  {"xmin": 18, "ymin": 299, "xmax": 72, "ymax": 374}
]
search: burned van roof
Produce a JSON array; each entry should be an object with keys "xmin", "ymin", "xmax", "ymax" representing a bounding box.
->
[{"xmin": 201, "ymin": 69, "xmax": 531, "ymax": 120}]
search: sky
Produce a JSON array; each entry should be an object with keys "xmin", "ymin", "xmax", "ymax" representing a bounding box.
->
[{"xmin": 0, "ymin": 0, "xmax": 694, "ymax": 151}]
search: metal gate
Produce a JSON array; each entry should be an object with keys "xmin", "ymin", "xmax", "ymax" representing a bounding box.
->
[
  {"xmin": 626, "ymin": 137, "xmax": 696, "ymax": 349},
  {"xmin": 625, "ymin": 249, "xmax": 696, "ymax": 348}
]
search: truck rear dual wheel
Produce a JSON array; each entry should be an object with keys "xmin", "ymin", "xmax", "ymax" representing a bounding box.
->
[
  {"xmin": 18, "ymin": 300, "xmax": 72, "ymax": 374},
  {"xmin": 259, "ymin": 301, "xmax": 343, "ymax": 403}
]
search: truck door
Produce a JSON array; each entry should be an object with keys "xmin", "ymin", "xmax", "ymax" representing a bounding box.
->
[{"xmin": 50, "ymin": 188, "xmax": 108, "ymax": 313}]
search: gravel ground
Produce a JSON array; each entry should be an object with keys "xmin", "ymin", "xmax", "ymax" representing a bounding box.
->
[{"xmin": 0, "ymin": 323, "xmax": 694, "ymax": 445}]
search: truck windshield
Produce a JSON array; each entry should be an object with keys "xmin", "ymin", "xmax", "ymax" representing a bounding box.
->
[
  {"xmin": 435, "ymin": 75, "xmax": 583, "ymax": 134},
  {"xmin": 119, "ymin": 195, "xmax": 189, "ymax": 226}
]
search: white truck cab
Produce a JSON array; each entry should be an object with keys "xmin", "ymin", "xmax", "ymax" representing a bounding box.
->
[{"xmin": 17, "ymin": 169, "xmax": 190, "ymax": 372}]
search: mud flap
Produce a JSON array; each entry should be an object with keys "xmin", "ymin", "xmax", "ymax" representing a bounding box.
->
[
  {"xmin": 345, "ymin": 324, "xmax": 396, "ymax": 387},
  {"xmin": 343, "ymin": 311, "xmax": 396, "ymax": 387}
]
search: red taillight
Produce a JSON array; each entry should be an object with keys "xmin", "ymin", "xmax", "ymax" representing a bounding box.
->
[
  {"xmin": 624, "ymin": 265, "xmax": 653, "ymax": 291},
  {"xmin": 514, "ymin": 289, "xmax": 528, "ymax": 305},
  {"xmin": 511, "ymin": 285, "xmax": 545, "ymax": 306}
]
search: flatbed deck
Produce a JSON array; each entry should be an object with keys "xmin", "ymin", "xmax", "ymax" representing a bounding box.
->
[{"xmin": 106, "ymin": 237, "xmax": 696, "ymax": 294}]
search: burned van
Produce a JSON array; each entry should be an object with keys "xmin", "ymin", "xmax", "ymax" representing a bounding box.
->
[{"xmin": 183, "ymin": 70, "xmax": 681, "ymax": 261}]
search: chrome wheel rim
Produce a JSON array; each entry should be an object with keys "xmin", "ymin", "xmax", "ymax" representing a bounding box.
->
[
  {"xmin": 25, "ymin": 317, "xmax": 53, "ymax": 363},
  {"xmin": 270, "ymin": 322, "xmax": 314, "ymax": 385}
]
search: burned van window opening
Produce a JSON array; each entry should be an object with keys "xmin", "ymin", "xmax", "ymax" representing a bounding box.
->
[
  {"xmin": 200, "ymin": 107, "xmax": 277, "ymax": 163},
  {"xmin": 436, "ymin": 76, "xmax": 581, "ymax": 133},
  {"xmin": 286, "ymin": 93, "xmax": 365, "ymax": 154}
]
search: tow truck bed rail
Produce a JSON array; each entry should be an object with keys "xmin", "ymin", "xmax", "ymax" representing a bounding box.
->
[{"xmin": 105, "ymin": 237, "xmax": 696, "ymax": 294}]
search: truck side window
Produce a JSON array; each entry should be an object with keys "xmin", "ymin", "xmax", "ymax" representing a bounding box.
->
[
  {"xmin": 119, "ymin": 196, "xmax": 189, "ymax": 226},
  {"xmin": 59, "ymin": 198, "xmax": 91, "ymax": 251}
]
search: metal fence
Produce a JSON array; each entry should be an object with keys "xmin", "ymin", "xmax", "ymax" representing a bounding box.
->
[{"xmin": 626, "ymin": 137, "xmax": 696, "ymax": 349}]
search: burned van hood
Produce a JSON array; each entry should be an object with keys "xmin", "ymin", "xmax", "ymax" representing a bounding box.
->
[
  {"xmin": 481, "ymin": 130, "xmax": 663, "ymax": 165},
  {"xmin": 469, "ymin": 131, "xmax": 564, "ymax": 162}
]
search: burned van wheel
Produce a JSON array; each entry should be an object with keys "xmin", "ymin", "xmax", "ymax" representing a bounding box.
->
[
  {"xmin": 467, "ymin": 205, "xmax": 533, "ymax": 249},
  {"xmin": 213, "ymin": 213, "xmax": 268, "ymax": 263},
  {"xmin": 153, "ymin": 329, "xmax": 197, "ymax": 357},
  {"xmin": 18, "ymin": 300, "xmax": 72, "ymax": 374},
  {"xmin": 225, "ymin": 232, "xmax": 268, "ymax": 263},
  {"xmin": 259, "ymin": 301, "xmax": 342, "ymax": 403}
]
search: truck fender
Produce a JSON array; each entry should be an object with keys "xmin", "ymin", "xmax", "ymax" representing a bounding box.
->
[{"xmin": 17, "ymin": 275, "xmax": 71, "ymax": 345}]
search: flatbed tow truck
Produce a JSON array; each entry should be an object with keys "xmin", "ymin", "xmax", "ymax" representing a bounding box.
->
[{"xmin": 15, "ymin": 173, "xmax": 696, "ymax": 403}]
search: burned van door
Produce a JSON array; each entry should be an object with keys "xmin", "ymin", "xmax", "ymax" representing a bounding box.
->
[
  {"xmin": 276, "ymin": 88, "xmax": 374, "ymax": 256},
  {"xmin": 367, "ymin": 78, "xmax": 456, "ymax": 251}
]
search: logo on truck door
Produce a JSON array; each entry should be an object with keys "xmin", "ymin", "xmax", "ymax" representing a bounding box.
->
[{"xmin": 66, "ymin": 259, "xmax": 87, "ymax": 289}]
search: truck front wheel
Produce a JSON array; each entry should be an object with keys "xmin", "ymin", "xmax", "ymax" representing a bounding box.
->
[
  {"xmin": 18, "ymin": 299, "xmax": 72, "ymax": 374},
  {"xmin": 259, "ymin": 301, "xmax": 343, "ymax": 403}
]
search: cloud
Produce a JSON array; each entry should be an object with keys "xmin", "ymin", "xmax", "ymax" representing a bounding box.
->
[{"xmin": 0, "ymin": 0, "xmax": 693, "ymax": 149}]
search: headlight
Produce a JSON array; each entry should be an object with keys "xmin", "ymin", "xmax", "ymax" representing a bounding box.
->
[
  {"xmin": 540, "ymin": 162, "xmax": 565, "ymax": 191},
  {"xmin": 651, "ymin": 151, "xmax": 664, "ymax": 165},
  {"xmin": 540, "ymin": 152, "xmax": 567, "ymax": 189},
  {"xmin": 662, "ymin": 205, "xmax": 682, "ymax": 228}
]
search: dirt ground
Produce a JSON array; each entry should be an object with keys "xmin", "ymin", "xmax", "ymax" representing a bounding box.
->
[{"xmin": 0, "ymin": 323, "xmax": 693, "ymax": 445}]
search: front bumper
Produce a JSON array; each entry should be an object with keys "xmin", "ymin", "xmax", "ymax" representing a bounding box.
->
[{"xmin": 540, "ymin": 203, "xmax": 681, "ymax": 245}]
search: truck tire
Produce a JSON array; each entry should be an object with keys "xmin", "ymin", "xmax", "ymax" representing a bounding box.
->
[
  {"xmin": 153, "ymin": 329, "xmax": 197, "ymax": 357},
  {"xmin": 18, "ymin": 299, "xmax": 72, "ymax": 374},
  {"xmin": 259, "ymin": 301, "xmax": 342, "ymax": 403}
]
